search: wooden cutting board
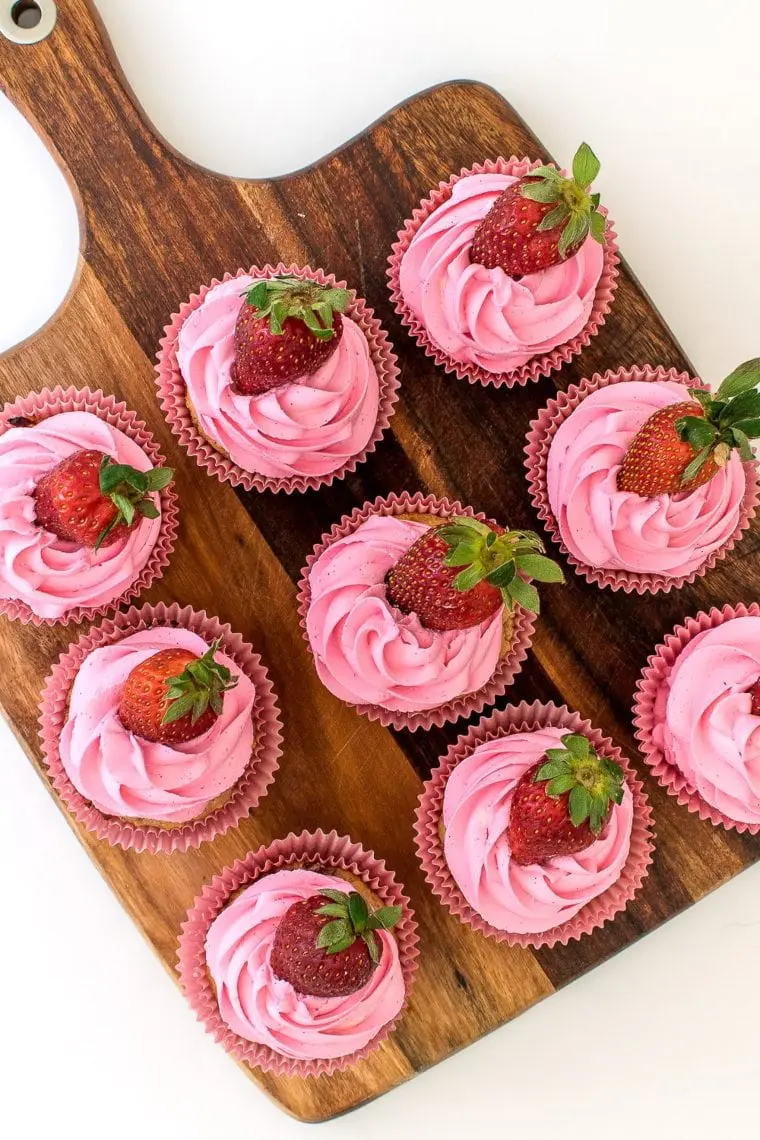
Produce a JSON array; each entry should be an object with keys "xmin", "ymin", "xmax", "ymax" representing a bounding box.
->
[{"xmin": 2, "ymin": 0, "xmax": 759, "ymax": 1123}]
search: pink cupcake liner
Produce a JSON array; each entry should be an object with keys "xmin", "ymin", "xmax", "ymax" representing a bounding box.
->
[
  {"xmin": 155, "ymin": 263, "xmax": 401, "ymax": 493},
  {"xmin": 296, "ymin": 490, "xmax": 537, "ymax": 732},
  {"xmin": 0, "ymin": 386, "xmax": 179, "ymax": 626},
  {"xmin": 38, "ymin": 601, "xmax": 283, "ymax": 853},
  {"xmin": 525, "ymin": 365, "xmax": 760, "ymax": 594},
  {"xmin": 387, "ymin": 156, "xmax": 620, "ymax": 389},
  {"xmin": 177, "ymin": 828, "xmax": 419, "ymax": 1078},
  {"xmin": 414, "ymin": 700, "xmax": 655, "ymax": 948},
  {"xmin": 633, "ymin": 602, "xmax": 760, "ymax": 834}
]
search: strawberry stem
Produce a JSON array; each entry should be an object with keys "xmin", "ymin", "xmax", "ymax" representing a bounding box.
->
[
  {"xmin": 314, "ymin": 889, "xmax": 402, "ymax": 960},
  {"xmin": 95, "ymin": 456, "xmax": 173, "ymax": 550},
  {"xmin": 161, "ymin": 638, "xmax": 238, "ymax": 726},
  {"xmin": 437, "ymin": 518, "xmax": 564, "ymax": 614},
  {"xmin": 523, "ymin": 142, "xmax": 606, "ymax": 257},
  {"xmin": 534, "ymin": 733, "xmax": 625, "ymax": 835},
  {"xmin": 675, "ymin": 358, "xmax": 760, "ymax": 484},
  {"xmin": 241, "ymin": 276, "xmax": 350, "ymax": 341}
]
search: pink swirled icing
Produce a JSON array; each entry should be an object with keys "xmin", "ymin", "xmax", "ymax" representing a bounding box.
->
[
  {"xmin": 59, "ymin": 627, "xmax": 256, "ymax": 823},
  {"xmin": 176, "ymin": 276, "xmax": 380, "ymax": 478},
  {"xmin": 547, "ymin": 380, "xmax": 747, "ymax": 577},
  {"xmin": 652, "ymin": 616, "xmax": 760, "ymax": 824},
  {"xmin": 0, "ymin": 412, "xmax": 163, "ymax": 619},
  {"xmin": 443, "ymin": 727, "xmax": 634, "ymax": 934},
  {"xmin": 399, "ymin": 172, "xmax": 605, "ymax": 374},
  {"xmin": 305, "ymin": 515, "xmax": 503, "ymax": 713},
  {"xmin": 205, "ymin": 868, "xmax": 405, "ymax": 1060}
]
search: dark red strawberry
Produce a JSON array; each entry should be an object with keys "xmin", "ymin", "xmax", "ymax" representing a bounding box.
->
[
  {"xmin": 118, "ymin": 639, "xmax": 238, "ymax": 745},
  {"xmin": 470, "ymin": 143, "xmax": 606, "ymax": 277},
  {"xmin": 618, "ymin": 359, "xmax": 760, "ymax": 497},
  {"xmin": 508, "ymin": 733, "xmax": 625, "ymax": 866},
  {"xmin": 232, "ymin": 275, "xmax": 350, "ymax": 396},
  {"xmin": 34, "ymin": 450, "xmax": 173, "ymax": 550},
  {"xmin": 749, "ymin": 680, "xmax": 760, "ymax": 717},
  {"xmin": 270, "ymin": 887, "xmax": 402, "ymax": 998},
  {"xmin": 385, "ymin": 517, "xmax": 563, "ymax": 630}
]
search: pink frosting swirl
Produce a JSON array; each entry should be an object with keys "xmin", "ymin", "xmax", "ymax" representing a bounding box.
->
[
  {"xmin": 547, "ymin": 380, "xmax": 747, "ymax": 577},
  {"xmin": 399, "ymin": 172, "xmax": 605, "ymax": 374},
  {"xmin": 443, "ymin": 727, "xmax": 634, "ymax": 934},
  {"xmin": 205, "ymin": 868, "xmax": 405, "ymax": 1060},
  {"xmin": 59, "ymin": 627, "xmax": 256, "ymax": 823},
  {"xmin": 0, "ymin": 412, "xmax": 163, "ymax": 619},
  {"xmin": 305, "ymin": 515, "xmax": 503, "ymax": 713},
  {"xmin": 652, "ymin": 616, "xmax": 760, "ymax": 824},
  {"xmin": 176, "ymin": 276, "xmax": 380, "ymax": 478}
]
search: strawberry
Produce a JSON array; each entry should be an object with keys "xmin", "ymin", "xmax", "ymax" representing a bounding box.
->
[
  {"xmin": 232, "ymin": 275, "xmax": 350, "ymax": 396},
  {"xmin": 470, "ymin": 143, "xmax": 606, "ymax": 277},
  {"xmin": 34, "ymin": 450, "xmax": 173, "ymax": 551},
  {"xmin": 385, "ymin": 517, "xmax": 564, "ymax": 630},
  {"xmin": 748, "ymin": 680, "xmax": 760, "ymax": 717},
  {"xmin": 508, "ymin": 733, "xmax": 625, "ymax": 866},
  {"xmin": 118, "ymin": 638, "xmax": 238, "ymax": 745},
  {"xmin": 270, "ymin": 888, "xmax": 402, "ymax": 998},
  {"xmin": 618, "ymin": 359, "xmax": 760, "ymax": 496}
]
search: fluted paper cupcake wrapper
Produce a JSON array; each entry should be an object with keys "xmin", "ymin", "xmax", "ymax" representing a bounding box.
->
[
  {"xmin": 176, "ymin": 829, "xmax": 419, "ymax": 1077},
  {"xmin": 296, "ymin": 490, "xmax": 537, "ymax": 731},
  {"xmin": 525, "ymin": 365, "xmax": 760, "ymax": 594},
  {"xmin": 387, "ymin": 157, "xmax": 620, "ymax": 389},
  {"xmin": 38, "ymin": 601, "xmax": 283, "ymax": 853},
  {"xmin": 155, "ymin": 263, "xmax": 401, "ymax": 493},
  {"xmin": 414, "ymin": 700, "xmax": 655, "ymax": 948},
  {"xmin": 633, "ymin": 602, "xmax": 760, "ymax": 834},
  {"xmin": 0, "ymin": 386, "xmax": 179, "ymax": 625}
]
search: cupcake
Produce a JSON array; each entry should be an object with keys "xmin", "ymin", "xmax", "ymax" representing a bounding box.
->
[
  {"xmin": 156, "ymin": 264, "xmax": 400, "ymax": 492},
  {"xmin": 39, "ymin": 602, "xmax": 282, "ymax": 852},
  {"xmin": 415, "ymin": 702, "xmax": 654, "ymax": 947},
  {"xmin": 0, "ymin": 387, "xmax": 177, "ymax": 624},
  {"xmin": 388, "ymin": 145, "xmax": 619, "ymax": 387},
  {"xmin": 177, "ymin": 830, "xmax": 419, "ymax": 1077},
  {"xmin": 634, "ymin": 604, "xmax": 760, "ymax": 833},
  {"xmin": 526, "ymin": 362, "xmax": 760, "ymax": 592},
  {"xmin": 298, "ymin": 491, "xmax": 563, "ymax": 731}
]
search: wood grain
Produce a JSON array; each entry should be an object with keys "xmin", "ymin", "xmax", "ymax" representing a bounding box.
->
[{"xmin": 1, "ymin": 0, "xmax": 759, "ymax": 1121}]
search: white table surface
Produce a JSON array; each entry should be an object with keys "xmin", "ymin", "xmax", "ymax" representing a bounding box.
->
[{"xmin": 2, "ymin": 2, "xmax": 759, "ymax": 1136}]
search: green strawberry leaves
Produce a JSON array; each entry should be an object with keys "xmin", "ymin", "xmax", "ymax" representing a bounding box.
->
[
  {"xmin": 439, "ymin": 517, "xmax": 564, "ymax": 614},
  {"xmin": 572, "ymin": 142, "xmax": 601, "ymax": 188},
  {"xmin": 161, "ymin": 638, "xmax": 238, "ymax": 726},
  {"xmin": 95, "ymin": 456, "xmax": 173, "ymax": 550},
  {"xmin": 513, "ymin": 553, "xmax": 565, "ymax": 583},
  {"xmin": 313, "ymin": 890, "xmax": 402, "ymax": 960},
  {"xmin": 674, "ymin": 361, "xmax": 760, "ymax": 487},
  {"xmin": 715, "ymin": 358, "xmax": 760, "ymax": 401},
  {"xmin": 534, "ymin": 733, "xmax": 625, "ymax": 836},
  {"xmin": 558, "ymin": 211, "xmax": 590, "ymax": 258},
  {"xmin": 520, "ymin": 142, "xmax": 606, "ymax": 257},
  {"xmin": 242, "ymin": 275, "xmax": 350, "ymax": 340},
  {"xmin": 537, "ymin": 203, "xmax": 570, "ymax": 232},
  {"xmin": 522, "ymin": 179, "xmax": 562, "ymax": 204}
]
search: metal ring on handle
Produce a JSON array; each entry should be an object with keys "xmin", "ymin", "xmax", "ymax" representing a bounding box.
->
[{"xmin": 0, "ymin": 1, "xmax": 56, "ymax": 45}]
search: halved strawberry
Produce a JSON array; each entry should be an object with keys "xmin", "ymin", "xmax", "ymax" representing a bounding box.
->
[
  {"xmin": 617, "ymin": 359, "xmax": 760, "ymax": 496},
  {"xmin": 232, "ymin": 275, "xmax": 350, "ymax": 396},
  {"xmin": 270, "ymin": 888, "xmax": 402, "ymax": 998},
  {"xmin": 385, "ymin": 517, "xmax": 563, "ymax": 630},
  {"xmin": 470, "ymin": 143, "xmax": 606, "ymax": 277},
  {"xmin": 34, "ymin": 450, "xmax": 173, "ymax": 550},
  {"xmin": 507, "ymin": 733, "xmax": 625, "ymax": 866},
  {"xmin": 118, "ymin": 639, "xmax": 238, "ymax": 745}
]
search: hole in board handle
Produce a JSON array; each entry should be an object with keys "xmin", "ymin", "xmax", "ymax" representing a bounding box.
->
[{"xmin": 0, "ymin": 0, "xmax": 55, "ymax": 43}]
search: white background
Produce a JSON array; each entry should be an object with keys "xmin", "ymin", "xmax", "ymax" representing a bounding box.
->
[{"xmin": 2, "ymin": 1, "xmax": 760, "ymax": 1136}]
